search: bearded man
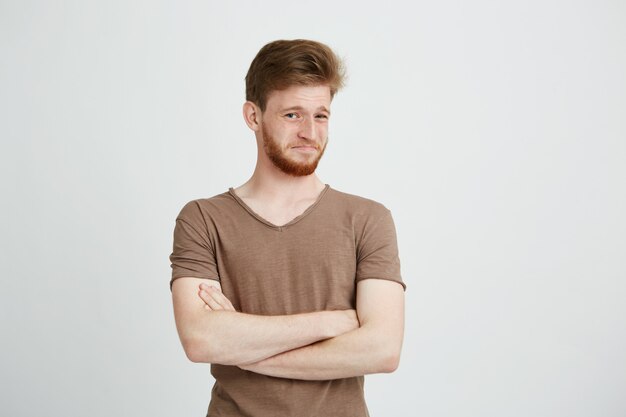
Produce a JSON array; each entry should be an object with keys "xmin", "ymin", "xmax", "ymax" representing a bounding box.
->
[{"xmin": 169, "ymin": 39, "xmax": 406, "ymax": 417}]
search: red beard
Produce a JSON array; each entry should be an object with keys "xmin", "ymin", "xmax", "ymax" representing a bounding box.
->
[{"xmin": 261, "ymin": 123, "xmax": 327, "ymax": 177}]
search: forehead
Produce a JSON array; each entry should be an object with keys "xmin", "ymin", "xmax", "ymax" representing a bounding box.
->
[{"xmin": 266, "ymin": 84, "xmax": 331, "ymax": 111}]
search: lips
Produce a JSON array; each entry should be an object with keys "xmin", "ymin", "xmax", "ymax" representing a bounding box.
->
[{"xmin": 292, "ymin": 145, "xmax": 317, "ymax": 150}]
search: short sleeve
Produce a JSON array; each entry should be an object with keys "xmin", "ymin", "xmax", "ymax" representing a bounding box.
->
[
  {"xmin": 355, "ymin": 208, "xmax": 406, "ymax": 291},
  {"xmin": 169, "ymin": 201, "xmax": 220, "ymax": 291}
]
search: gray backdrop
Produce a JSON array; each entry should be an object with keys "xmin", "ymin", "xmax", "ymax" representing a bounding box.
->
[{"xmin": 1, "ymin": 1, "xmax": 625, "ymax": 416}]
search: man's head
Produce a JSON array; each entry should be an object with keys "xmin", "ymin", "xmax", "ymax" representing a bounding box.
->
[{"xmin": 242, "ymin": 39, "xmax": 346, "ymax": 177}]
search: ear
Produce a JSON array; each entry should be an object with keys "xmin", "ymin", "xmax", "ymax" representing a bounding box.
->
[{"xmin": 243, "ymin": 101, "xmax": 261, "ymax": 132}]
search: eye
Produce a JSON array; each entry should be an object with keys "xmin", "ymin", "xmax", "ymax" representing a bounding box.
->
[
  {"xmin": 316, "ymin": 114, "xmax": 329, "ymax": 120},
  {"xmin": 285, "ymin": 113, "xmax": 298, "ymax": 119}
]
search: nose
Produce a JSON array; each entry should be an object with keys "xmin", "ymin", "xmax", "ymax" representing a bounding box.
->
[{"xmin": 297, "ymin": 116, "xmax": 315, "ymax": 141}]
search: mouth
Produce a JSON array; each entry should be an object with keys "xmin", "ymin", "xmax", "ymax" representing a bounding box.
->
[{"xmin": 291, "ymin": 145, "xmax": 318, "ymax": 152}]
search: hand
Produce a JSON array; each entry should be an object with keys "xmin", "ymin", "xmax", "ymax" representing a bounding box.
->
[{"xmin": 198, "ymin": 283, "xmax": 236, "ymax": 311}]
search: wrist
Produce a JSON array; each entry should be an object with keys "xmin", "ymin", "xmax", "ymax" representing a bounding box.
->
[{"xmin": 316, "ymin": 310, "xmax": 340, "ymax": 339}]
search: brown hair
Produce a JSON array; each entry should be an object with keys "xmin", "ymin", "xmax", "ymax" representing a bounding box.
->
[{"xmin": 245, "ymin": 39, "xmax": 346, "ymax": 111}]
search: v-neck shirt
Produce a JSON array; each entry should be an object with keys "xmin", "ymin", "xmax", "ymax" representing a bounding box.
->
[
  {"xmin": 169, "ymin": 184, "xmax": 405, "ymax": 417},
  {"xmin": 227, "ymin": 183, "xmax": 330, "ymax": 231}
]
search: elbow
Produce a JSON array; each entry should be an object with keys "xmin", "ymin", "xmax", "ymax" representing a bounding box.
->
[
  {"xmin": 364, "ymin": 327, "xmax": 403, "ymax": 374},
  {"xmin": 381, "ymin": 352, "xmax": 400, "ymax": 373},
  {"xmin": 182, "ymin": 339, "xmax": 204, "ymax": 363},
  {"xmin": 378, "ymin": 345, "xmax": 401, "ymax": 373},
  {"xmin": 183, "ymin": 337, "xmax": 239, "ymax": 365},
  {"xmin": 182, "ymin": 336, "xmax": 216, "ymax": 364}
]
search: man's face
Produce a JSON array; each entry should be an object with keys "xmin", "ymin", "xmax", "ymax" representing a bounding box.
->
[{"xmin": 258, "ymin": 84, "xmax": 331, "ymax": 177}]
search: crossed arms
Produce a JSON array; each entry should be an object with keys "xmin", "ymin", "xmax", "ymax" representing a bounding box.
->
[{"xmin": 171, "ymin": 277, "xmax": 405, "ymax": 381}]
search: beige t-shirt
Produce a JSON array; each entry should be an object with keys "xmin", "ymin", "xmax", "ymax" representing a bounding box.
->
[{"xmin": 169, "ymin": 184, "xmax": 405, "ymax": 417}]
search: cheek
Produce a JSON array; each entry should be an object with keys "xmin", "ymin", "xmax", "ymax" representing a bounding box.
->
[{"xmin": 274, "ymin": 122, "xmax": 296, "ymax": 134}]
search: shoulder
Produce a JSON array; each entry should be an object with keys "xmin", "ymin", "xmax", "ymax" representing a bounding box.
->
[
  {"xmin": 175, "ymin": 190, "xmax": 236, "ymax": 224},
  {"xmin": 326, "ymin": 186, "xmax": 391, "ymax": 219}
]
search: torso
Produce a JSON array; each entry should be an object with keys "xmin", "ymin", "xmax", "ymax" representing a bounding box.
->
[{"xmin": 170, "ymin": 184, "xmax": 404, "ymax": 417}]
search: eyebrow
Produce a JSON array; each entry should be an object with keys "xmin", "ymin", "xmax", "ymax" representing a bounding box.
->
[{"xmin": 279, "ymin": 105, "xmax": 331, "ymax": 115}]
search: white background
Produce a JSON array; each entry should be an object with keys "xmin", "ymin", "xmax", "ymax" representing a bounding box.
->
[{"xmin": 1, "ymin": 1, "xmax": 625, "ymax": 416}]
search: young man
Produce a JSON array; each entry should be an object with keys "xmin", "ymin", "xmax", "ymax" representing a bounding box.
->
[{"xmin": 169, "ymin": 39, "xmax": 406, "ymax": 417}]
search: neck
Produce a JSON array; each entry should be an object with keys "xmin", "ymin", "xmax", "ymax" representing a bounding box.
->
[{"xmin": 235, "ymin": 159, "xmax": 326, "ymax": 204}]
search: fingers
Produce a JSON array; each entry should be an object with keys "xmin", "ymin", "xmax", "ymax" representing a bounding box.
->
[
  {"xmin": 199, "ymin": 288, "xmax": 223, "ymax": 310},
  {"xmin": 198, "ymin": 284, "xmax": 236, "ymax": 311}
]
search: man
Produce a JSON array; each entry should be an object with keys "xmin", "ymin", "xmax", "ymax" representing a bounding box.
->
[{"xmin": 169, "ymin": 39, "xmax": 406, "ymax": 417}]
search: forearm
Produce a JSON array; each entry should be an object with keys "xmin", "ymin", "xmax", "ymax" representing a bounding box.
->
[
  {"xmin": 186, "ymin": 309, "xmax": 345, "ymax": 365},
  {"xmin": 240, "ymin": 323, "xmax": 400, "ymax": 380},
  {"xmin": 240, "ymin": 279, "xmax": 406, "ymax": 380}
]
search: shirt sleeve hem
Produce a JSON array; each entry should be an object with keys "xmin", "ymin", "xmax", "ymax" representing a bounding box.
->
[
  {"xmin": 355, "ymin": 276, "xmax": 406, "ymax": 291},
  {"xmin": 169, "ymin": 275, "xmax": 220, "ymax": 292}
]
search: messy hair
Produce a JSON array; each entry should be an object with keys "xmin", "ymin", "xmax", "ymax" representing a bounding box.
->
[{"xmin": 245, "ymin": 39, "xmax": 346, "ymax": 111}]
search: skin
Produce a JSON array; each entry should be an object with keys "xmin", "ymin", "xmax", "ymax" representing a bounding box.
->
[
  {"xmin": 173, "ymin": 276, "xmax": 359, "ymax": 366},
  {"xmin": 197, "ymin": 279, "xmax": 405, "ymax": 380},
  {"xmin": 230, "ymin": 84, "xmax": 333, "ymax": 226},
  {"xmin": 259, "ymin": 101, "xmax": 329, "ymax": 178}
]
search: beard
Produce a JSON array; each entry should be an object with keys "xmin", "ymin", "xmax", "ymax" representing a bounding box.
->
[{"xmin": 261, "ymin": 123, "xmax": 327, "ymax": 177}]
